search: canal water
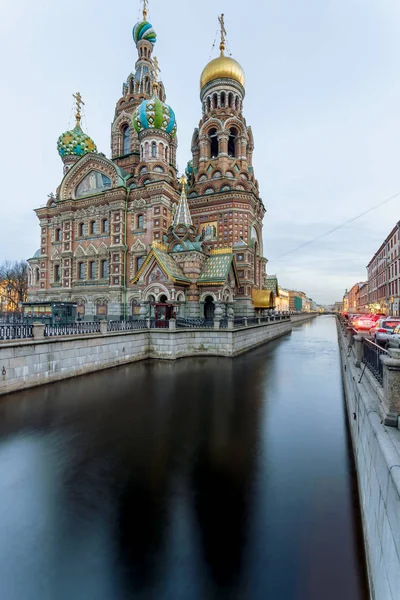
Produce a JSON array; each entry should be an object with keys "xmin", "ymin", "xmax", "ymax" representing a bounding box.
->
[{"xmin": 0, "ymin": 316, "xmax": 368, "ymax": 599}]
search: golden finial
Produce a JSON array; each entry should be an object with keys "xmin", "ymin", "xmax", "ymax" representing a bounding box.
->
[
  {"xmin": 72, "ymin": 92, "xmax": 85, "ymax": 127},
  {"xmin": 218, "ymin": 13, "xmax": 227, "ymax": 54},
  {"xmin": 179, "ymin": 174, "xmax": 187, "ymax": 192},
  {"xmin": 142, "ymin": 0, "xmax": 149, "ymax": 20}
]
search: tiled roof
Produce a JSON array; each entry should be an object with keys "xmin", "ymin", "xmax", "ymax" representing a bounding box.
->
[
  {"xmin": 131, "ymin": 247, "xmax": 191, "ymax": 285},
  {"xmin": 265, "ymin": 276, "xmax": 279, "ymax": 295},
  {"xmin": 153, "ymin": 248, "xmax": 192, "ymax": 283},
  {"xmin": 198, "ymin": 254, "xmax": 236, "ymax": 284}
]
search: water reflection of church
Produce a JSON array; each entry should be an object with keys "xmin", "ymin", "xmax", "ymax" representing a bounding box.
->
[{"xmin": 27, "ymin": 3, "xmax": 274, "ymax": 320}]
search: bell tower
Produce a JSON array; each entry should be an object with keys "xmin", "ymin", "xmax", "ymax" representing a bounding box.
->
[
  {"xmin": 111, "ymin": 0, "xmax": 166, "ymax": 173},
  {"xmin": 188, "ymin": 14, "xmax": 267, "ymax": 315}
]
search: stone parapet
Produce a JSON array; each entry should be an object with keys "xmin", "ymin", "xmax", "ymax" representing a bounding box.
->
[
  {"xmin": 0, "ymin": 320, "xmax": 292, "ymax": 396},
  {"xmin": 337, "ymin": 320, "xmax": 400, "ymax": 599}
]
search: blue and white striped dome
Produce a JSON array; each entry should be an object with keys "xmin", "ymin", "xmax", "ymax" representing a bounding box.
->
[{"xmin": 133, "ymin": 21, "xmax": 156, "ymax": 45}]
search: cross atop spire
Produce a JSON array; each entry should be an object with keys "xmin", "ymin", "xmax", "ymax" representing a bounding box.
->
[
  {"xmin": 142, "ymin": 0, "xmax": 149, "ymax": 20},
  {"xmin": 218, "ymin": 13, "xmax": 226, "ymax": 54},
  {"xmin": 72, "ymin": 92, "xmax": 85, "ymax": 127},
  {"xmin": 173, "ymin": 176, "xmax": 192, "ymax": 228}
]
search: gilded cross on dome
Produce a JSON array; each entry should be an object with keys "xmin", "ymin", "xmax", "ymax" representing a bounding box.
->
[
  {"xmin": 218, "ymin": 13, "xmax": 227, "ymax": 53},
  {"xmin": 142, "ymin": 0, "xmax": 149, "ymax": 20},
  {"xmin": 72, "ymin": 92, "xmax": 85, "ymax": 127}
]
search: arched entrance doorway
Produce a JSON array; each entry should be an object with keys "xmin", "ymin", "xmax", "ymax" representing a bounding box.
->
[{"xmin": 204, "ymin": 296, "xmax": 215, "ymax": 321}]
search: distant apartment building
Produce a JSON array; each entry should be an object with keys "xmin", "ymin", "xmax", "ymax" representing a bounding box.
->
[
  {"xmin": 289, "ymin": 290, "xmax": 306, "ymax": 311},
  {"xmin": 275, "ymin": 287, "xmax": 289, "ymax": 312},
  {"xmin": 334, "ymin": 301, "xmax": 344, "ymax": 312},
  {"xmin": 343, "ymin": 290, "xmax": 349, "ymax": 312},
  {"xmin": 357, "ymin": 282, "xmax": 369, "ymax": 313},
  {"xmin": 347, "ymin": 282, "xmax": 366, "ymax": 313},
  {"xmin": 367, "ymin": 222, "xmax": 400, "ymax": 316}
]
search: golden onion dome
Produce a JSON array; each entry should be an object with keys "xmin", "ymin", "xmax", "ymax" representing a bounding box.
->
[{"xmin": 200, "ymin": 51, "xmax": 245, "ymax": 89}]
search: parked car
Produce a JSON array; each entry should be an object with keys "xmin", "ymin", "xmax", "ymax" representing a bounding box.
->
[
  {"xmin": 353, "ymin": 315, "xmax": 375, "ymax": 331},
  {"xmin": 388, "ymin": 324, "xmax": 400, "ymax": 349},
  {"xmin": 370, "ymin": 318, "xmax": 400, "ymax": 347}
]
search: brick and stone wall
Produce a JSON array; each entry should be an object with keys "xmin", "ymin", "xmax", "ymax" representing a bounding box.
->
[{"xmin": 0, "ymin": 320, "xmax": 291, "ymax": 396}]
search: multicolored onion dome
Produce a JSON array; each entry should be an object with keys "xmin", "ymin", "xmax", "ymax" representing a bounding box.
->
[
  {"xmin": 57, "ymin": 125, "xmax": 97, "ymax": 159},
  {"xmin": 132, "ymin": 21, "xmax": 157, "ymax": 45},
  {"xmin": 133, "ymin": 96, "xmax": 177, "ymax": 138}
]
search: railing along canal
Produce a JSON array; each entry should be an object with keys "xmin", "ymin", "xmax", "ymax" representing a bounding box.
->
[
  {"xmin": 0, "ymin": 313, "xmax": 293, "ymax": 341},
  {"xmin": 0, "ymin": 324, "xmax": 33, "ymax": 341},
  {"xmin": 361, "ymin": 337, "xmax": 387, "ymax": 385},
  {"xmin": 108, "ymin": 320, "xmax": 147, "ymax": 332},
  {"xmin": 45, "ymin": 322, "xmax": 101, "ymax": 337}
]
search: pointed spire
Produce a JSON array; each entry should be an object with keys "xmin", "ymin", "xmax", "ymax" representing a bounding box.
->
[{"xmin": 173, "ymin": 176, "xmax": 193, "ymax": 227}]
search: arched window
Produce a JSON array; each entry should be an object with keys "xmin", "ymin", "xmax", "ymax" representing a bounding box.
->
[
  {"xmin": 207, "ymin": 97, "xmax": 211, "ymax": 112},
  {"xmin": 144, "ymin": 142, "xmax": 150, "ymax": 160},
  {"xmin": 137, "ymin": 214, "xmax": 144, "ymax": 229},
  {"xmin": 137, "ymin": 256, "xmax": 145, "ymax": 271},
  {"xmin": 89, "ymin": 261, "xmax": 96, "ymax": 279},
  {"xmin": 209, "ymin": 128, "xmax": 218, "ymax": 158},
  {"xmin": 102, "ymin": 218, "xmax": 109, "ymax": 234},
  {"xmin": 151, "ymin": 141, "xmax": 157, "ymax": 158},
  {"xmin": 165, "ymin": 146, "xmax": 169, "ymax": 162},
  {"xmin": 78, "ymin": 262, "xmax": 85, "ymax": 280},
  {"xmin": 54, "ymin": 264, "xmax": 60, "ymax": 282},
  {"xmin": 228, "ymin": 128, "xmax": 238, "ymax": 157},
  {"xmin": 90, "ymin": 221, "xmax": 96, "ymax": 235},
  {"xmin": 228, "ymin": 92, "xmax": 234, "ymax": 108},
  {"xmin": 123, "ymin": 126, "xmax": 130, "ymax": 154},
  {"xmin": 101, "ymin": 260, "xmax": 108, "ymax": 279},
  {"xmin": 35, "ymin": 267, "xmax": 40, "ymax": 284},
  {"xmin": 220, "ymin": 92, "xmax": 226, "ymax": 107},
  {"xmin": 212, "ymin": 93, "xmax": 218, "ymax": 109},
  {"xmin": 55, "ymin": 228, "xmax": 61, "ymax": 242},
  {"xmin": 235, "ymin": 96, "xmax": 240, "ymax": 111},
  {"xmin": 79, "ymin": 222, "xmax": 85, "ymax": 237}
]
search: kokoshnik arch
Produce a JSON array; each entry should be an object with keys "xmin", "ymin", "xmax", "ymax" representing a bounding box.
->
[{"xmin": 27, "ymin": 4, "xmax": 272, "ymax": 320}]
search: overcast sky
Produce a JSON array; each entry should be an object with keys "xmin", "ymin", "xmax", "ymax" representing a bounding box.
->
[{"xmin": 1, "ymin": 0, "xmax": 400, "ymax": 304}]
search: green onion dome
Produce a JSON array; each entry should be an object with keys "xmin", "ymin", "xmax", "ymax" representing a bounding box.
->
[
  {"xmin": 57, "ymin": 124, "xmax": 97, "ymax": 159},
  {"xmin": 133, "ymin": 95, "xmax": 177, "ymax": 138},
  {"xmin": 133, "ymin": 21, "xmax": 157, "ymax": 45}
]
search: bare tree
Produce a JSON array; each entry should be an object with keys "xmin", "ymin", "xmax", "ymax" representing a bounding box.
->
[{"xmin": 0, "ymin": 260, "xmax": 28, "ymax": 311}]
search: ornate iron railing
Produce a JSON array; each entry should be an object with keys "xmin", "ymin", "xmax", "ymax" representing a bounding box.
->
[
  {"xmin": 361, "ymin": 337, "xmax": 387, "ymax": 385},
  {"xmin": 0, "ymin": 324, "xmax": 33, "ymax": 340},
  {"xmin": 176, "ymin": 317, "xmax": 210, "ymax": 328},
  {"xmin": 107, "ymin": 320, "xmax": 147, "ymax": 332},
  {"xmin": 44, "ymin": 322, "xmax": 101, "ymax": 337}
]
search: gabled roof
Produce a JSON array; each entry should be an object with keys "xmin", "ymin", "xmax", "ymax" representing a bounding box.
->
[
  {"xmin": 131, "ymin": 246, "xmax": 192, "ymax": 285},
  {"xmin": 198, "ymin": 252, "xmax": 240, "ymax": 286}
]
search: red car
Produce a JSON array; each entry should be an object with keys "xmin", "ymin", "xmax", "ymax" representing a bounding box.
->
[{"xmin": 353, "ymin": 315, "xmax": 375, "ymax": 331}]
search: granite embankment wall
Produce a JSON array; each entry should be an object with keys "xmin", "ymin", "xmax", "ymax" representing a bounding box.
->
[
  {"xmin": 0, "ymin": 320, "xmax": 291, "ymax": 395},
  {"xmin": 291, "ymin": 313, "xmax": 318, "ymax": 324},
  {"xmin": 338, "ymin": 324, "xmax": 400, "ymax": 600}
]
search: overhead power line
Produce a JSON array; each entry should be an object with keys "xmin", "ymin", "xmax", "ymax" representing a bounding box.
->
[{"xmin": 273, "ymin": 189, "xmax": 400, "ymax": 262}]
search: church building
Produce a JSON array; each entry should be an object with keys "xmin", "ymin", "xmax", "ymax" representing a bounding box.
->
[{"xmin": 27, "ymin": 3, "xmax": 272, "ymax": 320}]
